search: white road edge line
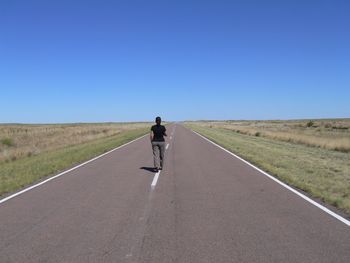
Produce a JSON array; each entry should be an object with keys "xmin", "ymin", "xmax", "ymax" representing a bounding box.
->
[
  {"xmin": 151, "ymin": 171, "xmax": 160, "ymax": 189},
  {"xmin": 192, "ymin": 130, "xmax": 350, "ymax": 227},
  {"xmin": 166, "ymin": 143, "xmax": 169, "ymax": 150},
  {"xmin": 0, "ymin": 134, "xmax": 149, "ymax": 205}
]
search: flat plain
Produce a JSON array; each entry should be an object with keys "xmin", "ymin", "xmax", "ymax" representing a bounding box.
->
[
  {"xmin": 0, "ymin": 123, "xmax": 151, "ymax": 197},
  {"xmin": 1, "ymin": 124, "xmax": 349, "ymax": 263},
  {"xmin": 185, "ymin": 119, "xmax": 350, "ymax": 215}
]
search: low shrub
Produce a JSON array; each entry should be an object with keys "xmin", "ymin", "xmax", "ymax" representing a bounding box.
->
[
  {"xmin": 306, "ymin": 120, "xmax": 314, "ymax": 127},
  {"xmin": 1, "ymin": 138, "xmax": 14, "ymax": 147}
]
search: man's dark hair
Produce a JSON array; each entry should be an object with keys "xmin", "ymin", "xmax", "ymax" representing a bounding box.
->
[{"xmin": 155, "ymin": 116, "xmax": 161, "ymax": 125}]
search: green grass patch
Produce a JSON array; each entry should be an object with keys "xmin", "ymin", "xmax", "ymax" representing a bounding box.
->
[
  {"xmin": 185, "ymin": 123, "xmax": 350, "ymax": 215},
  {"xmin": 1, "ymin": 138, "xmax": 15, "ymax": 147},
  {"xmin": 0, "ymin": 128, "xmax": 148, "ymax": 196}
]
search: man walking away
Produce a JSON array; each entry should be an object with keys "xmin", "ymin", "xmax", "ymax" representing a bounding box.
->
[{"xmin": 150, "ymin": 116, "xmax": 167, "ymax": 172}]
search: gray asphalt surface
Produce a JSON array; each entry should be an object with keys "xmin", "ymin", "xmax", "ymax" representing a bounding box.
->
[{"xmin": 0, "ymin": 124, "xmax": 349, "ymax": 263}]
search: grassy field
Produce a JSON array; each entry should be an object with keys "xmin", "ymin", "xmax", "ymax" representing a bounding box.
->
[
  {"xmin": 193, "ymin": 119, "xmax": 350, "ymax": 152},
  {"xmin": 0, "ymin": 123, "xmax": 151, "ymax": 196},
  {"xmin": 0, "ymin": 123, "xmax": 151, "ymax": 163},
  {"xmin": 185, "ymin": 119, "xmax": 350, "ymax": 215}
]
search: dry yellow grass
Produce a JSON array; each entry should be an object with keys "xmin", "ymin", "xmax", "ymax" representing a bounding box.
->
[
  {"xmin": 185, "ymin": 120, "xmax": 350, "ymax": 214},
  {"xmin": 0, "ymin": 123, "xmax": 152, "ymax": 196},
  {"xmin": 0, "ymin": 123, "xmax": 151, "ymax": 163},
  {"xmin": 198, "ymin": 119, "xmax": 350, "ymax": 152}
]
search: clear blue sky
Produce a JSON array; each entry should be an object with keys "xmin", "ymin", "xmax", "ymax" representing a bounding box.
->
[{"xmin": 1, "ymin": 0, "xmax": 349, "ymax": 123}]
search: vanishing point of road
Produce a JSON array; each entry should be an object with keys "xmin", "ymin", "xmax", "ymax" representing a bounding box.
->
[{"xmin": 0, "ymin": 124, "xmax": 349, "ymax": 262}]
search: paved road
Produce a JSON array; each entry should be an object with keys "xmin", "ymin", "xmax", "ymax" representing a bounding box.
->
[{"xmin": 0, "ymin": 124, "xmax": 349, "ymax": 263}]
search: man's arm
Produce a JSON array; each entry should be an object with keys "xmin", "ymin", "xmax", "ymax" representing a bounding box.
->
[{"xmin": 150, "ymin": 131, "xmax": 154, "ymax": 142}]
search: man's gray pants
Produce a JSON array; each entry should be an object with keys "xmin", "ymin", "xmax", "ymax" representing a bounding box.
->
[{"xmin": 152, "ymin": 141, "xmax": 165, "ymax": 168}]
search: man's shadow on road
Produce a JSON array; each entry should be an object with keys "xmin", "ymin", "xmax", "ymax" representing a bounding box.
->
[{"xmin": 140, "ymin": 167, "xmax": 157, "ymax": 173}]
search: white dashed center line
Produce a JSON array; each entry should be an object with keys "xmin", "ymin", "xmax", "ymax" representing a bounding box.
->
[
  {"xmin": 151, "ymin": 171, "xmax": 160, "ymax": 189},
  {"xmin": 151, "ymin": 126, "xmax": 174, "ymax": 189}
]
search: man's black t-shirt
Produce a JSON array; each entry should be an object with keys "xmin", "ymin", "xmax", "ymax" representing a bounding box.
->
[{"xmin": 151, "ymin": 125, "xmax": 166, "ymax": 142}]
